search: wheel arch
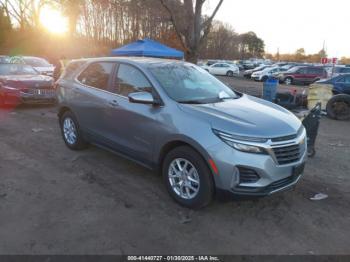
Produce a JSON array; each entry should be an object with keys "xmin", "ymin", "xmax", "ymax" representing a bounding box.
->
[
  {"xmin": 156, "ymin": 138, "xmax": 217, "ymax": 189},
  {"xmin": 58, "ymin": 105, "xmax": 72, "ymax": 120}
]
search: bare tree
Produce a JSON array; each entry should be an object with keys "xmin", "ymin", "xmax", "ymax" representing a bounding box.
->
[{"xmin": 160, "ymin": 0, "xmax": 224, "ymax": 63}]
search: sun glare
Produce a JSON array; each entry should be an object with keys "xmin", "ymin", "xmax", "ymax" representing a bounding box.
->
[{"xmin": 39, "ymin": 7, "xmax": 68, "ymax": 35}]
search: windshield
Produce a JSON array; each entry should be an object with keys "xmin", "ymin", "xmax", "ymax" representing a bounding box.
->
[
  {"xmin": 149, "ymin": 63, "xmax": 238, "ymax": 104},
  {"xmin": 23, "ymin": 57, "xmax": 50, "ymax": 67},
  {"xmin": 0, "ymin": 64, "xmax": 38, "ymax": 75}
]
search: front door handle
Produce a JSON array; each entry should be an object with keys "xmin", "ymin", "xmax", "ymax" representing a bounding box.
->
[{"xmin": 108, "ymin": 99, "xmax": 119, "ymax": 107}]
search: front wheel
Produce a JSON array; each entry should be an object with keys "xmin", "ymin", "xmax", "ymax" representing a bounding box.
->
[
  {"xmin": 60, "ymin": 111, "xmax": 88, "ymax": 150},
  {"xmin": 162, "ymin": 146, "xmax": 214, "ymax": 209},
  {"xmin": 226, "ymin": 71, "xmax": 234, "ymax": 77}
]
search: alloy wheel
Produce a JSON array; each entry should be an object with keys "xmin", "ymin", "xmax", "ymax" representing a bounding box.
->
[
  {"xmin": 63, "ymin": 117, "xmax": 77, "ymax": 145},
  {"xmin": 168, "ymin": 158, "xmax": 200, "ymax": 200}
]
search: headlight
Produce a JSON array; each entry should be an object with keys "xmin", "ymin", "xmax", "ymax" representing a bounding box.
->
[{"xmin": 213, "ymin": 129, "xmax": 267, "ymax": 154}]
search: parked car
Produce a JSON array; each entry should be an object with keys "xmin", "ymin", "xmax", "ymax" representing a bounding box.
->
[
  {"xmin": 0, "ymin": 55, "xmax": 10, "ymax": 63},
  {"xmin": 278, "ymin": 66, "xmax": 327, "ymax": 85},
  {"xmin": 204, "ymin": 62, "xmax": 239, "ymax": 77},
  {"xmin": 330, "ymin": 66, "xmax": 350, "ymax": 77},
  {"xmin": 241, "ymin": 60, "xmax": 255, "ymax": 69},
  {"xmin": 0, "ymin": 63, "xmax": 56, "ymax": 106},
  {"xmin": 251, "ymin": 67, "xmax": 288, "ymax": 82},
  {"xmin": 243, "ymin": 65, "xmax": 270, "ymax": 78},
  {"xmin": 318, "ymin": 74, "xmax": 350, "ymax": 120},
  {"xmin": 317, "ymin": 73, "xmax": 350, "ymax": 95},
  {"xmin": 15, "ymin": 56, "xmax": 55, "ymax": 76},
  {"xmin": 57, "ymin": 57, "xmax": 307, "ymax": 208}
]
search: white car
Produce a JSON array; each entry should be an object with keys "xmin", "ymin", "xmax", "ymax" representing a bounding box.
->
[
  {"xmin": 204, "ymin": 62, "xmax": 239, "ymax": 77},
  {"xmin": 251, "ymin": 67, "xmax": 287, "ymax": 82}
]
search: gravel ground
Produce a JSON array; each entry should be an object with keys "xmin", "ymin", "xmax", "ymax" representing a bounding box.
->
[{"xmin": 0, "ymin": 76, "xmax": 349, "ymax": 255}]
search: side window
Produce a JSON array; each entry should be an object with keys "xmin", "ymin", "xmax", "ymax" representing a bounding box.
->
[
  {"xmin": 77, "ymin": 62, "xmax": 114, "ymax": 90},
  {"xmin": 213, "ymin": 64, "xmax": 221, "ymax": 67},
  {"xmin": 222, "ymin": 64, "xmax": 229, "ymax": 68},
  {"xmin": 297, "ymin": 68, "xmax": 306, "ymax": 74},
  {"xmin": 336, "ymin": 77, "xmax": 345, "ymax": 83},
  {"xmin": 115, "ymin": 64, "xmax": 152, "ymax": 97},
  {"xmin": 345, "ymin": 76, "xmax": 350, "ymax": 83}
]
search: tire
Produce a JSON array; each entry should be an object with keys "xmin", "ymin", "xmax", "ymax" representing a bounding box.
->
[
  {"xmin": 162, "ymin": 146, "xmax": 214, "ymax": 209},
  {"xmin": 284, "ymin": 77, "xmax": 293, "ymax": 85},
  {"xmin": 59, "ymin": 111, "xmax": 88, "ymax": 150},
  {"xmin": 261, "ymin": 76, "xmax": 268, "ymax": 82},
  {"xmin": 326, "ymin": 94, "xmax": 350, "ymax": 120},
  {"xmin": 226, "ymin": 71, "xmax": 234, "ymax": 77}
]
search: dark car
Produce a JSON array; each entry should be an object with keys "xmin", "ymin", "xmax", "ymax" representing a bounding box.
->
[
  {"xmin": 278, "ymin": 66, "xmax": 327, "ymax": 85},
  {"xmin": 0, "ymin": 63, "xmax": 56, "ymax": 106},
  {"xmin": 243, "ymin": 65, "xmax": 270, "ymax": 78},
  {"xmin": 317, "ymin": 73, "xmax": 350, "ymax": 95},
  {"xmin": 316, "ymin": 74, "xmax": 350, "ymax": 120}
]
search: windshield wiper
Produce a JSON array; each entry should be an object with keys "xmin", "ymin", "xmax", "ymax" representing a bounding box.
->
[{"xmin": 178, "ymin": 100, "xmax": 205, "ymax": 104}]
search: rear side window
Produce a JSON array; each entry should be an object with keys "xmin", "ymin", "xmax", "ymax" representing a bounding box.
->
[
  {"xmin": 339, "ymin": 67, "xmax": 350, "ymax": 73},
  {"xmin": 77, "ymin": 62, "xmax": 114, "ymax": 90},
  {"xmin": 114, "ymin": 64, "xmax": 152, "ymax": 97}
]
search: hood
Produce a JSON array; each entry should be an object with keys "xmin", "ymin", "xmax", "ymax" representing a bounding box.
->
[
  {"xmin": 0, "ymin": 75, "xmax": 53, "ymax": 89},
  {"xmin": 179, "ymin": 95, "xmax": 301, "ymax": 139}
]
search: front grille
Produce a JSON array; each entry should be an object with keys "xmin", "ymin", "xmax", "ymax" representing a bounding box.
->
[
  {"xmin": 238, "ymin": 167, "xmax": 260, "ymax": 183},
  {"xmin": 266, "ymin": 175, "xmax": 297, "ymax": 191},
  {"xmin": 271, "ymin": 134, "xmax": 297, "ymax": 142},
  {"xmin": 28, "ymin": 89, "xmax": 55, "ymax": 95},
  {"xmin": 272, "ymin": 144, "xmax": 300, "ymax": 165}
]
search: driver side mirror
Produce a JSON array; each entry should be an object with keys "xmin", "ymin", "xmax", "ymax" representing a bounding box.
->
[{"xmin": 128, "ymin": 91, "xmax": 156, "ymax": 105}]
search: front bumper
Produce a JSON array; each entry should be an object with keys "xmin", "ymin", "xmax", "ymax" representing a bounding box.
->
[
  {"xmin": 208, "ymin": 129, "xmax": 307, "ymax": 196},
  {"xmin": 2, "ymin": 90, "xmax": 57, "ymax": 105}
]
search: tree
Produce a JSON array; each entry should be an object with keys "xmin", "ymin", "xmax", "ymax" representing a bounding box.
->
[
  {"xmin": 160, "ymin": 0, "xmax": 224, "ymax": 63},
  {"xmin": 238, "ymin": 31, "xmax": 264, "ymax": 59}
]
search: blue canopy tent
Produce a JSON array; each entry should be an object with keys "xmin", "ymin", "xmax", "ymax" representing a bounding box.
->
[{"xmin": 111, "ymin": 38, "xmax": 184, "ymax": 59}]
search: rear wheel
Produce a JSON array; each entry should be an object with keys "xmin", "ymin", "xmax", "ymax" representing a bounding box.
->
[
  {"xmin": 162, "ymin": 146, "xmax": 214, "ymax": 209},
  {"xmin": 326, "ymin": 94, "xmax": 350, "ymax": 120},
  {"xmin": 226, "ymin": 71, "xmax": 234, "ymax": 77},
  {"xmin": 60, "ymin": 111, "xmax": 88, "ymax": 150},
  {"xmin": 285, "ymin": 77, "xmax": 293, "ymax": 85}
]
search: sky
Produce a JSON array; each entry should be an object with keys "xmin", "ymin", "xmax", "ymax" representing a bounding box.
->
[{"xmin": 205, "ymin": 0, "xmax": 350, "ymax": 57}]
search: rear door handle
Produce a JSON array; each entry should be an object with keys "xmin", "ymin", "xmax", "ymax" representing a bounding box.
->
[{"xmin": 108, "ymin": 99, "xmax": 119, "ymax": 107}]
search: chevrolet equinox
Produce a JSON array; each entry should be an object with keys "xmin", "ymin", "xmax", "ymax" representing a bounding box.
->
[{"xmin": 57, "ymin": 57, "xmax": 307, "ymax": 208}]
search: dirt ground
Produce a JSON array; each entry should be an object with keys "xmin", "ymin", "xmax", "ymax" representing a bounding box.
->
[{"xmin": 0, "ymin": 77, "xmax": 349, "ymax": 255}]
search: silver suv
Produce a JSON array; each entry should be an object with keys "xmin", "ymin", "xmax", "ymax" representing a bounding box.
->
[{"xmin": 57, "ymin": 57, "xmax": 307, "ymax": 208}]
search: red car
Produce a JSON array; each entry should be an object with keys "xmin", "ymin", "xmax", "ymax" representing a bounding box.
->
[
  {"xmin": 0, "ymin": 63, "xmax": 56, "ymax": 106},
  {"xmin": 278, "ymin": 66, "xmax": 327, "ymax": 85}
]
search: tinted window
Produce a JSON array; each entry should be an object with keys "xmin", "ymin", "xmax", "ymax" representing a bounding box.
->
[
  {"xmin": 308, "ymin": 68, "xmax": 323, "ymax": 74},
  {"xmin": 77, "ymin": 62, "xmax": 114, "ymax": 90},
  {"xmin": 339, "ymin": 67, "xmax": 350, "ymax": 74},
  {"xmin": 337, "ymin": 76, "xmax": 350, "ymax": 83},
  {"xmin": 114, "ymin": 64, "xmax": 152, "ymax": 96},
  {"xmin": 213, "ymin": 64, "xmax": 222, "ymax": 67},
  {"xmin": 297, "ymin": 68, "xmax": 307, "ymax": 74}
]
